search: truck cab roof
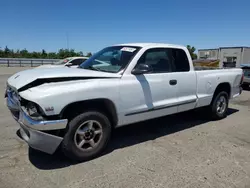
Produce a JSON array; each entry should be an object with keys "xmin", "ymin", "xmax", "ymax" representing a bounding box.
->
[{"xmin": 114, "ymin": 43, "xmax": 185, "ymax": 49}]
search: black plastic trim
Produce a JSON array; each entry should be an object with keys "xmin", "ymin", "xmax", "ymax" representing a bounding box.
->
[{"xmin": 125, "ymin": 100, "xmax": 196, "ymax": 116}]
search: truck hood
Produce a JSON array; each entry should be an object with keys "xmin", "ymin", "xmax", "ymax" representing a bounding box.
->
[{"xmin": 7, "ymin": 67, "xmax": 121, "ymax": 91}]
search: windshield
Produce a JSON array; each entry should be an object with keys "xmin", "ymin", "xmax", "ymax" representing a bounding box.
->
[
  {"xmin": 53, "ymin": 58, "xmax": 72, "ymax": 65},
  {"xmin": 79, "ymin": 46, "xmax": 141, "ymax": 73}
]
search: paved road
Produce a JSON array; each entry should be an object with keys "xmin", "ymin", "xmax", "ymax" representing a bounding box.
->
[{"xmin": 1, "ymin": 67, "xmax": 250, "ymax": 188}]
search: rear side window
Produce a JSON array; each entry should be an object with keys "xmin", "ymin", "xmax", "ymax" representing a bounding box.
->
[
  {"xmin": 172, "ymin": 49, "xmax": 190, "ymax": 72},
  {"xmin": 71, "ymin": 59, "xmax": 87, "ymax": 66}
]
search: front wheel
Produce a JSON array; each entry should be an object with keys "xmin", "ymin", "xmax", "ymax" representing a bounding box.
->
[
  {"xmin": 61, "ymin": 111, "xmax": 111, "ymax": 162},
  {"xmin": 210, "ymin": 91, "xmax": 229, "ymax": 120}
]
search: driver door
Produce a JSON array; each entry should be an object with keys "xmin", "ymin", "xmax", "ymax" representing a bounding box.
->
[{"xmin": 118, "ymin": 48, "xmax": 178, "ymax": 126}]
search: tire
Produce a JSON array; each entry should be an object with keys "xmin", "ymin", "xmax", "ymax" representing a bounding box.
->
[
  {"xmin": 209, "ymin": 91, "xmax": 229, "ymax": 120},
  {"xmin": 61, "ymin": 111, "xmax": 111, "ymax": 162}
]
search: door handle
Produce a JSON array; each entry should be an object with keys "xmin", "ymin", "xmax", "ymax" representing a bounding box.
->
[{"xmin": 169, "ymin": 80, "xmax": 177, "ymax": 85}]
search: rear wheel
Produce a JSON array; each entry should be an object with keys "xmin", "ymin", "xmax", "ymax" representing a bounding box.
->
[
  {"xmin": 62, "ymin": 111, "xmax": 111, "ymax": 161},
  {"xmin": 210, "ymin": 91, "xmax": 229, "ymax": 120}
]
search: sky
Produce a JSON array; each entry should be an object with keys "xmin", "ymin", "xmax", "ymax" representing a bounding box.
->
[{"xmin": 0, "ymin": 0, "xmax": 250, "ymax": 54}]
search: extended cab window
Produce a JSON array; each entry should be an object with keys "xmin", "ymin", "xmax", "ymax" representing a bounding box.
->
[
  {"xmin": 137, "ymin": 48, "xmax": 174, "ymax": 73},
  {"xmin": 172, "ymin": 49, "xmax": 190, "ymax": 72}
]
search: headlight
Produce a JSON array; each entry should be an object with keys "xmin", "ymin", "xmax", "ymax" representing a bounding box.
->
[{"xmin": 26, "ymin": 102, "xmax": 39, "ymax": 117}]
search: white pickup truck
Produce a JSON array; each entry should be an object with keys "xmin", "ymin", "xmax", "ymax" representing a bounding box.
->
[{"xmin": 6, "ymin": 43, "xmax": 243, "ymax": 161}]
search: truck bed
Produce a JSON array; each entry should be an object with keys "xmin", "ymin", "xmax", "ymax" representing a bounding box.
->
[
  {"xmin": 194, "ymin": 66, "xmax": 236, "ymax": 71},
  {"xmin": 194, "ymin": 66, "xmax": 221, "ymax": 71},
  {"xmin": 194, "ymin": 67, "xmax": 243, "ymax": 108}
]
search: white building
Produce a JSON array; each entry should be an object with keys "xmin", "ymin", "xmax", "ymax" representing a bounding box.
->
[
  {"xmin": 198, "ymin": 48, "xmax": 220, "ymax": 60},
  {"xmin": 198, "ymin": 47, "xmax": 250, "ymax": 68}
]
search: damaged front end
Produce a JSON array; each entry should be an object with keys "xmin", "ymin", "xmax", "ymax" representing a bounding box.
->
[
  {"xmin": 5, "ymin": 67, "xmax": 120, "ymax": 154},
  {"xmin": 5, "ymin": 85, "xmax": 68, "ymax": 154}
]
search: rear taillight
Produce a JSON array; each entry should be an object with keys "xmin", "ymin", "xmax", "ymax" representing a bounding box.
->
[{"xmin": 240, "ymin": 72, "xmax": 244, "ymax": 85}]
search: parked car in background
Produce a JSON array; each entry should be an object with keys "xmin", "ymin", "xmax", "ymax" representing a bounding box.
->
[
  {"xmin": 36, "ymin": 57, "xmax": 89, "ymax": 68},
  {"xmin": 241, "ymin": 64, "xmax": 250, "ymax": 88},
  {"xmin": 6, "ymin": 43, "xmax": 243, "ymax": 161}
]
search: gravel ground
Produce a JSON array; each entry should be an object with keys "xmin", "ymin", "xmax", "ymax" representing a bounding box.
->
[{"xmin": 0, "ymin": 67, "xmax": 250, "ymax": 188}]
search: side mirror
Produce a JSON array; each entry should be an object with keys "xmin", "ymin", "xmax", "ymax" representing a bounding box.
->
[
  {"xmin": 65, "ymin": 62, "xmax": 73, "ymax": 67},
  {"xmin": 132, "ymin": 64, "xmax": 152, "ymax": 75}
]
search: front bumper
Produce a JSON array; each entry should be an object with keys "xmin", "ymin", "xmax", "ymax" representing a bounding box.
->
[{"xmin": 6, "ymin": 90, "xmax": 68, "ymax": 154}]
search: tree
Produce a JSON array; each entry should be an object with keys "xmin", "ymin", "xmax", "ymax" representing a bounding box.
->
[
  {"xmin": 47, "ymin": 52, "xmax": 57, "ymax": 59},
  {"xmin": 16, "ymin": 49, "xmax": 20, "ymax": 58},
  {"xmin": 4, "ymin": 46, "xmax": 11, "ymax": 56},
  {"xmin": 31, "ymin": 51, "xmax": 42, "ymax": 58},
  {"xmin": 78, "ymin": 51, "xmax": 84, "ymax": 56},
  {"xmin": 0, "ymin": 47, "xmax": 3, "ymax": 57},
  {"xmin": 186, "ymin": 45, "xmax": 197, "ymax": 60},
  {"xmin": 58, "ymin": 48, "xmax": 78, "ymax": 58},
  {"xmin": 10, "ymin": 49, "xmax": 14, "ymax": 58},
  {"xmin": 86, "ymin": 52, "xmax": 92, "ymax": 57},
  {"xmin": 20, "ymin": 49, "xmax": 29, "ymax": 58},
  {"xmin": 0, "ymin": 46, "xmax": 91, "ymax": 59},
  {"xmin": 42, "ymin": 49, "xmax": 47, "ymax": 58}
]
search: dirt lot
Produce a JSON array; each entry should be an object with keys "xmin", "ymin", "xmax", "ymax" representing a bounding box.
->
[{"xmin": 0, "ymin": 67, "xmax": 250, "ymax": 188}]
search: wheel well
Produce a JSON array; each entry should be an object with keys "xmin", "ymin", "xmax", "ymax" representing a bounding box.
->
[
  {"xmin": 212, "ymin": 82, "xmax": 231, "ymax": 102},
  {"xmin": 60, "ymin": 99, "xmax": 118, "ymax": 127}
]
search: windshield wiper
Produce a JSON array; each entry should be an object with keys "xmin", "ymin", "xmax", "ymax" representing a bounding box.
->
[{"xmin": 83, "ymin": 65, "xmax": 115, "ymax": 73}]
